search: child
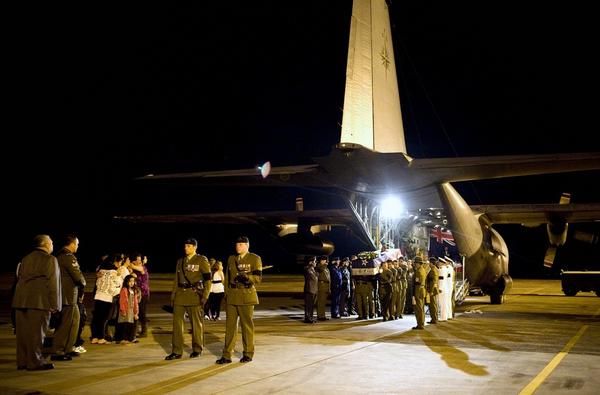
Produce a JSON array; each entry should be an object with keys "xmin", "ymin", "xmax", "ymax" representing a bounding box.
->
[{"xmin": 115, "ymin": 275, "xmax": 139, "ymax": 344}]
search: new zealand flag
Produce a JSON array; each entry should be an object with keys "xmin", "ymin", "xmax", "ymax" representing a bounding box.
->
[{"xmin": 428, "ymin": 228, "xmax": 460, "ymax": 261}]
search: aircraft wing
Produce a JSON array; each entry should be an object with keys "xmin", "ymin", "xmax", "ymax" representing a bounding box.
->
[
  {"xmin": 470, "ymin": 203, "xmax": 600, "ymax": 225},
  {"xmin": 115, "ymin": 208, "xmax": 375, "ymax": 247},
  {"xmin": 116, "ymin": 208, "xmax": 353, "ymax": 225},
  {"xmin": 136, "ymin": 164, "xmax": 334, "ymax": 187},
  {"xmin": 410, "ymin": 152, "xmax": 600, "ymax": 183}
]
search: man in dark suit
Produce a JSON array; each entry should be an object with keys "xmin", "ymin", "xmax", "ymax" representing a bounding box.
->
[
  {"xmin": 216, "ymin": 236, "xmax": 262, "ymax": 364},
  {"xmin": 303, "ymin": 256, "xmax": 318, "ymax": 323},
  {"xmin": 52, "ymin": 234, "xmax": 86, "ymax": 361},
  {"xmin": 12, "ymin": 235, "xmax": 61, "ymax": 370}
]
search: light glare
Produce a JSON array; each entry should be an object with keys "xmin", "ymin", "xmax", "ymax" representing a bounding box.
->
[{"xmin": 380, "ymin": 195, "xmax": 404, "ymax": 219}]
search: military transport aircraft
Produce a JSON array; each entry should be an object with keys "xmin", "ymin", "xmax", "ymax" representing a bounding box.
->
[{"xmin": 123, "ymin": 0, "xmax": 600, "ymax": 304}]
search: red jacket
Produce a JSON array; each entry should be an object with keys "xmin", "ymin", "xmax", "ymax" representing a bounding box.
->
[{"xmin": 119, "ymin": 287, "xmax": 139, "ymax": 317}]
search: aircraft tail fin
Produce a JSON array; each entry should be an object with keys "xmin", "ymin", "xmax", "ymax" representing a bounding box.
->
[{"xmin": 340, "ymin": 0, "xmax": 406, "ymax": 154}]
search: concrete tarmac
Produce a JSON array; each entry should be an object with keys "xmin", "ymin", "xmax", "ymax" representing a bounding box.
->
[{"xmin": 0, "ymin": 276, "xmax": 599, "ymax": 394}]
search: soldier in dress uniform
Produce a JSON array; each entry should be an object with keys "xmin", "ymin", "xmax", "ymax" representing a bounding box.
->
[
  {"xmin": 216, "ymin": 236, "xmax": 262, "ymax": 364},
  {"xmin": 51, "ymin": 234, "xmax": 86, "ymax": 361},
  {"xmin": 303, "ymin": 256, "xmax": 318, "ymax": 323},
  {"xmin": 378, "ymin": 261, "xmax": 393, "ymax": 320},
  {"xmin": 165, "ymin": 238, "xmax": 212, "ymax": 360},
  {"xmin": 412, "ymin": 256, "xmax": 427, "ymax": 330},
  {"xmin": 426, "ymin": 257, "xmax": 440, "ymax": 324},
  {"xmin": 316, "ymin": 256, "xmax": 330, "ymax": 321},
  {"xmin": 329, "ymin": 257, "xmax": 342, "ymax": 318},
  {"xmin": 339, "ymin": 258, "xmax": 351, "ymax": 317},
  {"xmin": 12, "ymin": 235, "xmax": 61, "ymax": 370}
]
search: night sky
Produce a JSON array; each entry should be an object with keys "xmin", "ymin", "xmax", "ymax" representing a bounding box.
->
[{"xmin": 6, "ymin": 1, "xmax": 600, "ymax": 274}]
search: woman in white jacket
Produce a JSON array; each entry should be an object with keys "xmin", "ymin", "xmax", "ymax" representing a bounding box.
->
[{"xmin": 90, "ymin": 255, "xmax": 128, "ymax": 344}]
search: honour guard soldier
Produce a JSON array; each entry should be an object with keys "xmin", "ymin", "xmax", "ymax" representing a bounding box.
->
[
  {"xmin": 426, "ymin": 257, "xmax": 440, "ymax": 324},
  {"xmin": 412, "ymin": 257, "xmax": 427, "ymax": 329},
  {"xmin": 216, "ymin": 236, "xmax": 262, "ymax": 364},
  {"xmin": 316, "ymin": 256, "xmax": 330, "ymax": 321},
  {"xmin": 329, "ymin": 257, "xmax": 342, "ymax": 318},
  {"xmin": 165, "ymin": 238, "xmax": 212, "ymax": 360},
  {"xmin": 303, "ymin": 256, "xmax": 318, "ymax": 323}
]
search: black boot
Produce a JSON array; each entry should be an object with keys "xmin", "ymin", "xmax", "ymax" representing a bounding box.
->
[{"xmin": 139, "ymin": 323, "xmax": 147, "ymax": 338}]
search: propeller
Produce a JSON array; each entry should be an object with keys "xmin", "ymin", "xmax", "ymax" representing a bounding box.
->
[{"xmin": 543, "ymin": 193, "xmax": 571, "ymax": 269}]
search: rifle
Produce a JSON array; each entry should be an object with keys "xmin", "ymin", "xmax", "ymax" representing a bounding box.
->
[{"xmin": 162, "ymin": 265, "xmax": 274, "ymax": 314}]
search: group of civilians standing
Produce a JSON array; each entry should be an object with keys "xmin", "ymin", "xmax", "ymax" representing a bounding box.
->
[
  {"xmin": 11, "ymin": 233, "xmax": 262, "ymax": 371},
  {"xmin": 11, "ymin": 234, "xmax": 150, "ymax": 371}
]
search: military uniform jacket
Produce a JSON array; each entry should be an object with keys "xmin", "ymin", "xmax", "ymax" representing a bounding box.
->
[
  {"xmin": 316, "ymin": 265, "xmax": 330, "ymax": 291},
  {"xmin": 12, "ymin": 248, "xmax": 62, "ymax": 311},
  {"xmin": 329, "ymin": 265, "xmax": 342, "ymax": 289},
  {"xmin": 304, "ymin": 265, "xmax": 318, "ymax": 294},
  {"xmin": 426, "ymin": 265, "xmax": 440, "ymax": 294},
  {"xmin": 224, "ymin": 252, "xmax": 262, "ymax": 305},
  {"xmin": 56, "ymin": 248, "xmax": 86, "ymax": 305},
  {"xmin": 379, "ymin": 268, "xmax": 393, "ymax": 292},
  {"xmin": 171, "ymin": 254, "xmax": 211, "ymax": 306},
  {"xmin": 413, "ymin": 266, "xmax": 427, "ymax": 299}
]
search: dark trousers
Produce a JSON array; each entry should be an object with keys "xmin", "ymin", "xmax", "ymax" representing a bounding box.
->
[
  {"xmin": 52, "ymin": 304, "xmax": 79, "ymax": 355},
  {"xmin": 138, "ymin": 295, "xmax": 148, "ymax": 333},
  {"xmin": 75, "ymin": 302, "xmax": 87, "ymax": 346},
  {"xmin": 209, "ymin": 292, "xmax": 224, "ymax": 318},
  {"xmin": 116, "ymin": 322, "xmax": 136, "ymax": 342},
  {"xmin": 91, "ymin": 300, "xmax": 112, "ymax": 340},
  {"xmin": 304, "ymin": 292, "xmax": 316, "ymax": 320},
  {"xmin": 15, "ymin": 308, "xmax": 50, "ymax": 369},
  {"xmin": 340, "ymin": 288, "xmax": 350, "ymax": 315},
  {"xmin": 330, "ymin": 287, "xmax": 341, "ymax": 317}
]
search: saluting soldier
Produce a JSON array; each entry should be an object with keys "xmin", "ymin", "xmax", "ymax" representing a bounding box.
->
[
  {"xmin": 339, "ymin": 258, "xmax": 352, "ymax": 317},
  {"xmin": 412, "ymin": 256, "xmax": 427, "ymax": 330},
  {"xmin": 165, "ymin": 238, "xmax": 212, "ymax": 360},
  {"xmin": 51, "ymin": 234, "xmax": 86, "ymax": 361},
  {"xmin": 316, "ymin": 256, "xmax": 330, "ymax": 321},
  {"xmin": 303, "ymin": 256, "xmax": 318, "ymax": 323},
  {"xmin": 216, "ymin": 236, "xmax": 262, "ymax": 364}
]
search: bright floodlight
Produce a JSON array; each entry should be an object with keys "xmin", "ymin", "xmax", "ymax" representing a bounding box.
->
[{"xmin": 380, "ymin": 195, "xmax": 404, "ymax": 219}]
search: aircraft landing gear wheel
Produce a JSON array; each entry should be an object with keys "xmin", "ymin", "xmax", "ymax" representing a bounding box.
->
[
  {"xmin": 563, "ymin": 288, "xmax": 577, "ymax": 296},
  {"xmin": 490, "ymin": 293, "xmax": 504, "ymax": 304}
]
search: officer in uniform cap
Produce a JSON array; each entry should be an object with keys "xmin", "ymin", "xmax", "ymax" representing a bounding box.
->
[
  {"xmin": 216, "ymin": 236, "xmax": 262, "ymax": 364},
  {"xmin": 166, "ymin": 238, "xmax": 212, "ymax": 360}
]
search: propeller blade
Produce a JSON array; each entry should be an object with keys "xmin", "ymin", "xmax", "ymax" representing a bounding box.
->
[{"xmin": 543, "ymin": 246, "xmax": 557, "ymax": 269}]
